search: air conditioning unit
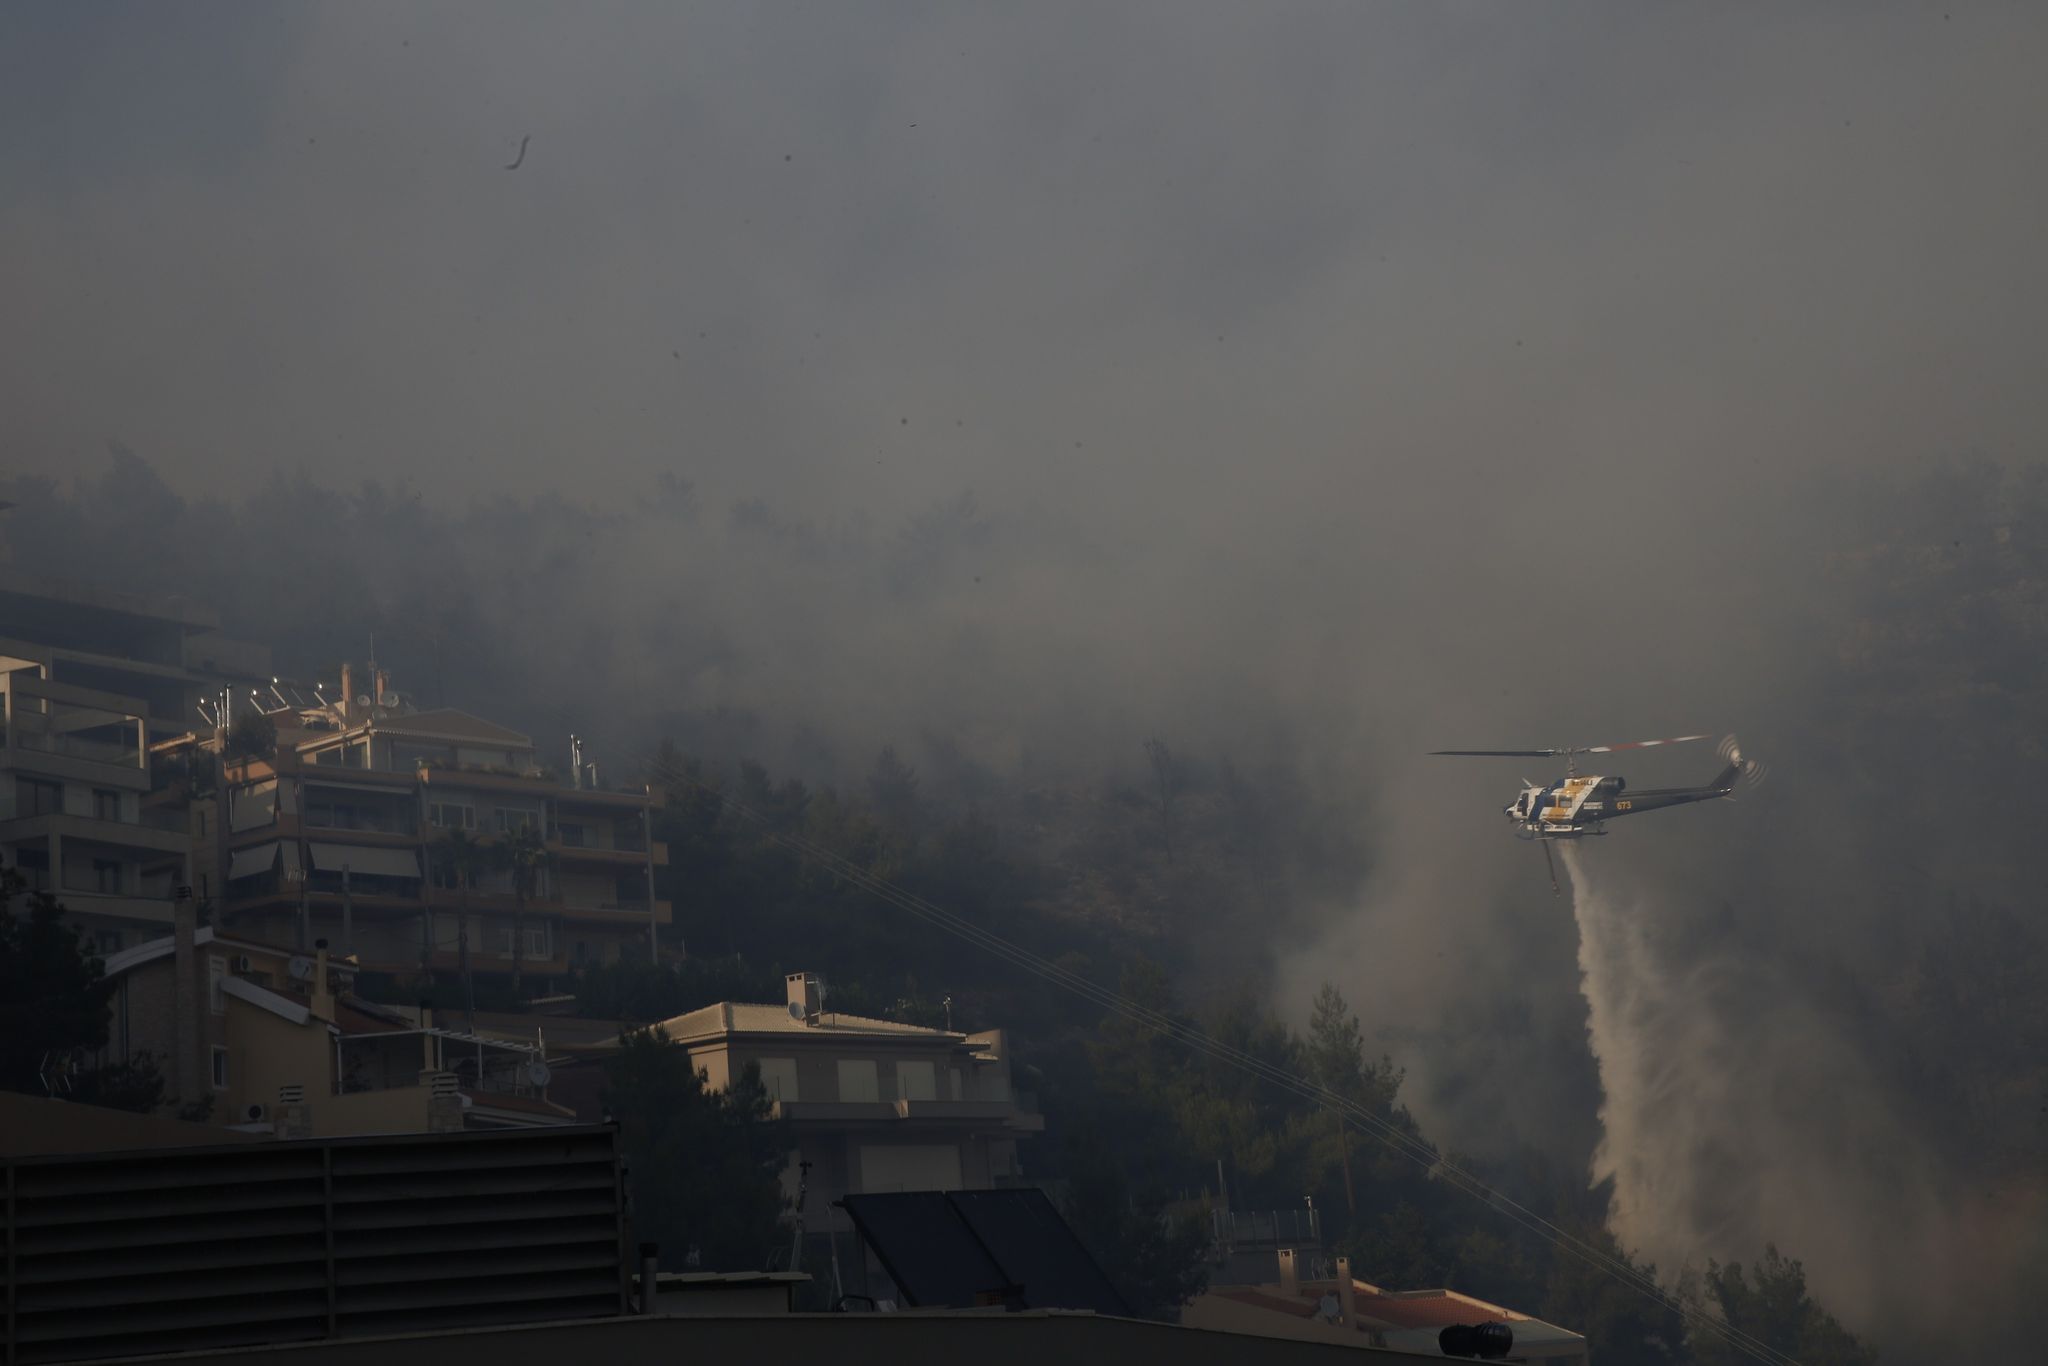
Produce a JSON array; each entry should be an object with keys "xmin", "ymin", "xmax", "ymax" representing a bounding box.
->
[{"xmin": 244, "ymin": 1103, "xmax": 268, "ymax": 1123}]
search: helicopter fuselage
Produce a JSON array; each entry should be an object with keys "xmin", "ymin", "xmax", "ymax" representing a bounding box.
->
[{"xmin": 1506, "ymin": 764, "xmax": 1738, "ymax": 840}]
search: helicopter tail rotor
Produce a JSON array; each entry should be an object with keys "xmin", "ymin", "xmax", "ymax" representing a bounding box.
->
[{"xmin": 1717, "ymin": 735, "xmax": 1769, "ymax": 791}]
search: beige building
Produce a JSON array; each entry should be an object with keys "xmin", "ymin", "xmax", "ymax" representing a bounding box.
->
[
  {"xmin": 161, "ymin": 662, "xmax": 669, "ymax": 991},
  {"xmin": 100, "ymin": 905, "xmax": 576, "ymax": 1134},
  {"xmin": 0, "ymin": 571, "xmax": 269, "ymax": 955},
  {"xmin": 594, "ymin": 972, "xmax": 1044, "ymax": 1267}
]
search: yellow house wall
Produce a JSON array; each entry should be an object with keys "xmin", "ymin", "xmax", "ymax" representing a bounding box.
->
[{"xmin": 222, "ymin": 1000, "xmax": 333, "ymax": 1121}]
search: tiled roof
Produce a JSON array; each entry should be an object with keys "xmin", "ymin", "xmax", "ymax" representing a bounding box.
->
[
  {"xmin": 1209, "ymin": 1283, "xmax": 1544, "ymax": 1335},
  {"xmin": 646, "ymin": 1001, "xmax": 962, "ymax": 1042},
  {"xmin": 461, "ymin": 1089, "xmax": 576, "ymax": 1119}
]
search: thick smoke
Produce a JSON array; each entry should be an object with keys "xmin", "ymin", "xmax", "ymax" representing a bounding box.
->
[{"xmin": 1558, "ymin": 843, "xmax": 2027, "ymax": 1342}]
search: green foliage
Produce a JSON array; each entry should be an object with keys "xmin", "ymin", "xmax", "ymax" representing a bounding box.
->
[
  {"xmin": 1058, "ymin": 1128, "xmax": 1211, "ymax": 1321},
  {"xmin": 0, "ymin": 869, "xmax": 114, "ymax": 1095},
  {"xmin": 222, "ymin": 707, "xmax": 277, "ymax": 761},
  {"xmin": 574, "ymin": 957, "xmax": 784, "ymax": 1023},
  {"xmin": 1539, "ymin": 1226, "xmax": 1688, "ymax": 1366},
  {"xmin": 71, "ymin": 1049, "xmax": 168, "ymax": 1113},
  {"xmin": 603, "ymin": 1026, "xmax": 788, "ymax": 1270},
  {"xmin": 1689, "ymin": 1246, "xmax": 1877, "ymax": 1366}
]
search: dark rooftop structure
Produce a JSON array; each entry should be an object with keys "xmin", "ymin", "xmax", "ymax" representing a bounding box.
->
[{"xmin": 838, "ymin": 1188, "xmax": 1129, "ymax": 1317}]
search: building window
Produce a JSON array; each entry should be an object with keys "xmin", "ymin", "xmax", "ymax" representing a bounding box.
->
[
  {"xmin": 92, "ymin": 788, "xmax": 121, "ymax": 821},
  {"xmin": 489, "ymin": 924, "xmax": 553, "ymax": 958},
  {"xmin": 836, "ymin": 1058, "xmax": 880, "ymax": 1104},
  {"xmin": 556, "ymin": 823, "xmax": 586, "ymax": 848},
  {"xmin": 428, "ymin": 802, "xmax": 475, "ymax": 831},
  {"xmin": 92, "ymin": 859, "xmax": 123, "ymax": 894},
  {"xmin": 755, "ymin": 1057, "xmax": 799, "ymax": 1102},
  {"xmin": 208, "ymin": 955, "xmax": 226, "ymax": 1014},
  {"xmin": 196, "ymin": 809, "xmax": 208, "ymax": 837},
  {"xmin": 210, "ymin": 1046, "xmax": 229, "ymax": 1090},
  {"xmin": 11, "ymin": 846, "xmax": 50, "ymax": 891},
  {"xmin": 17, "ymin": 778, "xmax": 62, "ymax": 816},
  {"xmin": 494, "ymin": 808, "xmax": 534, "ymax": 833},
  {"xmin": 895, "ymin": 1060, "xmax": 937, "ymax": 1103},
  {"xmin": 94, "ymin": 929, "xmax": 122, "ymax": 957}
]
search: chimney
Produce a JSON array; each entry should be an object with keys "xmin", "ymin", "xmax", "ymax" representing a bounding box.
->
[
  {"xmin": 339, "ymin": 662, "xmax": 355, "ymax": 719},
  {"xmin": 172, "ymin": 890, "xmax": 201, "ymax": 1104},
  {"xmin": 1336, "ymin": 1255, "xmax": 1355, "ymax": 1326},
  {"xmin": 786, "ymin": 972, "xmax": 821, "ymax": 1025},
  {"xmin": 1278, "ymin": 1248, "xmax": 1300, "ymax": 1299},
  {"xmin": 419, "ymin": 1000, "xmax": 436, "ymax": 1070},
  {"xmin": 310, "ymin": 938, "xmax": 334, "ymax": 1022},
  {"xmin": 638, "ymin": 1243, "xmax": 660, "ymax": 1314},
  {"xmin": 373, "ymin": 667, "xmax": 391, "ymax": 706}
]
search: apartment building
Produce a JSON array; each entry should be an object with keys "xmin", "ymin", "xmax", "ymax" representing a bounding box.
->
[
  {"xmin": 175, "ymin": 664, "xmax": 668, "ymax": 992},
  {"xmin": 0, "ymin": 662, "xmax": 191, "ymax": 952},
  {"xmin": 0, "ymin": 573, "xmax": 270, "ymax": 952},
  {"xmin": 99, "ymin": 911, "xmax": 575, "ymax": 1133},
  {"xmin": 590, "ymin": 972, "xmax": 1044, "ymax": 1272},
  {"xmin": 0, "ymin": 569, "xmax": 272, "ymax": 740}
]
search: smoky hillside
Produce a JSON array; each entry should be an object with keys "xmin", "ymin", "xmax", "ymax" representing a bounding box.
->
[{"xmin": 5, "ymin": 457, "xmax": 2046, "ymax": 1353}]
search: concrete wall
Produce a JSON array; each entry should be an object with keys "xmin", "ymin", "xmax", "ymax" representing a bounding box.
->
[
  {"xmin": 315, "ymin": 1087, "xmax": 432, "ymax": 1137},
  {"xmin": 62, "ymin": 1310, "xmax": 1422, "ymax": 1366}
]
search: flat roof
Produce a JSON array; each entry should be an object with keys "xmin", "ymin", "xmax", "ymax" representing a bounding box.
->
[{"xmin": 0, "ymin": 567, "xmax": 221, "ymax": 632}]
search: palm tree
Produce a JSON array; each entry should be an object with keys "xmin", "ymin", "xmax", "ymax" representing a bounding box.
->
[
  {"xmin": 498, "ymin": 824, "xmax": 550, "ymax": 1000},
  {"xmin": 432, "ymin": 826, "xmax": 492, "ymax": 1037}
]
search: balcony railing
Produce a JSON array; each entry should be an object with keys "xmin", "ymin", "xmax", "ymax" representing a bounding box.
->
[{"xmin": 1213, "ymin": 1207, "xmax": 1322, "ymax": 1248}]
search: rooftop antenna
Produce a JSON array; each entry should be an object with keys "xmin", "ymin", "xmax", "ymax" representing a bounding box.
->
[{"xmin": 942, "ymin": 995, "xmax": 954, "ymax": 1031}]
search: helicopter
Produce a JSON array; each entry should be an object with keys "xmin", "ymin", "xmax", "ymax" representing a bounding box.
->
[{"xmin": 1431, "ymin": 734, "xmax": 1766, "ymax": 893}]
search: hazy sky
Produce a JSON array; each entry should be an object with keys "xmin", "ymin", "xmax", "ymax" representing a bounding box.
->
[{"xmin": 7, "ymin": 2, "xmax": 2045, "ymax": 532}]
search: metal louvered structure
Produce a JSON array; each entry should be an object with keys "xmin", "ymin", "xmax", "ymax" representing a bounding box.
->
[{"xmin": 2, "ymin": 1125, "xmax": 630, "ymax": 1364}]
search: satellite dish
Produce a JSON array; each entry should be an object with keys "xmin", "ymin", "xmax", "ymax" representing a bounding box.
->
[
  {"xmin": 355, "ymin": 694, "xmax": 371, "ymax": 707},
  {"xmin": 786, "ymin": 1000, "xmax": 806, "ymax": 1021},
  {"xmin": 379, "ymin": 691, "xmax": 399, "ymax": 707},
  {"xmin": 287, "ymin": 956, "xmax": 313, "ymax": 981},
  {"xmin": 372, "ymin": 708, "xmax": 389, "ymax": 720},
  {"xmin": 525, "ymin": 1060, "xmax": 552, "ymax": 1088}
]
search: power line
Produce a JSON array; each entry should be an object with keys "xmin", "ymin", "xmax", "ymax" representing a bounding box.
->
[{"xmin": 641, "ymin": 753, "xmax": 1800, "ymax": 1366}]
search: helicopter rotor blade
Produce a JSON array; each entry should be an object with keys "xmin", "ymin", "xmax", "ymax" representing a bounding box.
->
[
  {"xmin": 1430, "ymin": 749, "xmax": 1564, "ymax": 758},
  {"xmin": 1577, "ymin": 733, "xmax": 1712, "ymax": 755}
]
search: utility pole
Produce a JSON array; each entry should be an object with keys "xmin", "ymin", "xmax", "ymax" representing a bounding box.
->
[
  {"xmin": 288, "ymin": 864, "xmax": 309, "ymax": 951},
  {"xmin": 643, "ymin": 802, "xmax": 658, "ymax": 962}
]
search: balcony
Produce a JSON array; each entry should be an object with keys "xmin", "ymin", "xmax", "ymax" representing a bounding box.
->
[
  {"xmin": 2, "ymin": 810, "xmax": 192, "ymax": 856},
  {"xmin": 557, "ymin": 897, "xmax": 672, "ymax": 925},
  {"xmin": 769, "ymin": 1098, "xmax": 1040, "ymax": 1131},
  {"xmin": 1, "ymin": 675, "xmax": 149, "ymax": 785},
  {"xmin": 546, "ymin": 837, "xmax": 666, "ymax": 867}
]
